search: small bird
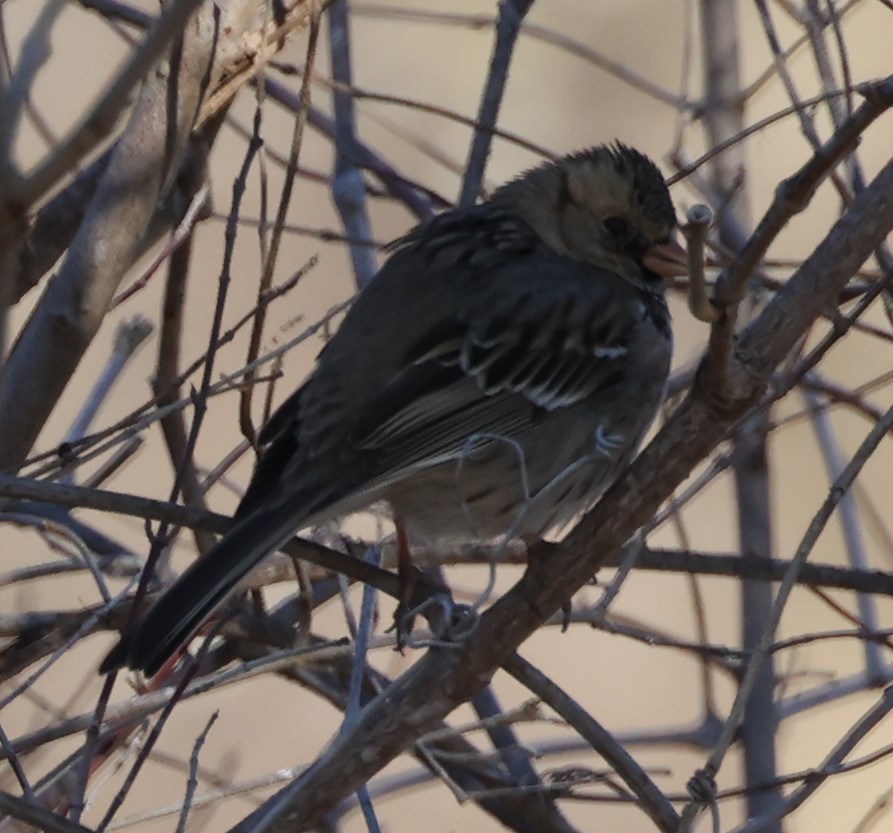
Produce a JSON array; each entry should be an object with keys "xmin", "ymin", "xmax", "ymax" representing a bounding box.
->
[{"xmin": 101, "ymin": 142, "xmax": 686, "ymax": 676}]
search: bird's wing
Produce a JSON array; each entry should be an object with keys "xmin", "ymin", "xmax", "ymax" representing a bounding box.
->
[{"xmin": 349, "ymin": 258, "xmax": 646, "ymax": 482}]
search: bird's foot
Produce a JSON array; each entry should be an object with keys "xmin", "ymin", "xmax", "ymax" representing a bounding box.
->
[{"xmin": 388, "ymin": 567, "xmax": 469, "ymax": 649}]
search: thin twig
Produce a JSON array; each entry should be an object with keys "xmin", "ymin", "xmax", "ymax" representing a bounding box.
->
[
  {"xmin": 732, "ymin": 685, "xmax": 893, "ymax": 833},
  {"xmin": 174, "ymin": 711, "xmax": 219, "ymax": 833},
  {"xmin": 802, "ymin": 390, "xmax": 884, "ymax": 680},
  {"xmin": 458, "ymin": 0, "xmax": 534, "ymax": 207},
  {"xmin": 240, "ymin": 8, "xmax": 322, "ymax": 445},
  {"xmin": 328, "ymin": 0, "xmax": 377, "ymax": 287},
  {"xmin": 679, "ymin": 402, "xmax": 893, "ymax": 830},
  {"xmin": 9, "ymin": 0, "xmax": 205, "ymax": 207},
  {"xmin": 504, "ymin": 653, "xmax": 679, "ymax": 833}
]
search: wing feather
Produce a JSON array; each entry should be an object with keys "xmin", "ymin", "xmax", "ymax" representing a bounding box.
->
[{"xmin": 349, "ymin": 270, "xmax": 643, "ymax": 485}]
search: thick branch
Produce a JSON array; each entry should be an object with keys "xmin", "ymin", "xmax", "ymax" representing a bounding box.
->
[
  {"xmin": 0, "ymin": 1, "xmax": 319, "ymax": 472},
  {"xmin": 0, "ymin": 5, "xmax": 212, "ymax": 471}
]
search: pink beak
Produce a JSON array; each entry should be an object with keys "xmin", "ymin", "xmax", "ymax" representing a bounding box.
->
[{"xmin": 642, "ymin": 238, "xmax": 688, "ymax": 279}]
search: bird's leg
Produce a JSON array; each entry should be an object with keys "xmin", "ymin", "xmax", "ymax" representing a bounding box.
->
[{"xmin": 391, "ymin": 520, "xmax": 456, "ymax": 648}]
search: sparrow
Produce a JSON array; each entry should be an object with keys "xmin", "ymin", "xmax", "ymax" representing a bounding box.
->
[{"xmin": 101, "ymin": 142, "xmax": 686, "ymax": 676}]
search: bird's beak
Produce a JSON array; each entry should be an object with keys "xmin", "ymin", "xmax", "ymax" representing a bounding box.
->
[{"xmin": 642, "ymin": 238, "xmax": 688, "ymax": 279}]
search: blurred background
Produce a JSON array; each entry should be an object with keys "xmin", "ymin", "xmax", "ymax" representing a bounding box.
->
[{"xmin": 2, "ymin": 1, "xmax": 893, "ymax": 831}]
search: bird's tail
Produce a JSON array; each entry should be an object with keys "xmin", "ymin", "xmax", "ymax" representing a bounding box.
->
[{"xmin": 99, "ymin": 504, "xmax": 305, "ymax": 677}]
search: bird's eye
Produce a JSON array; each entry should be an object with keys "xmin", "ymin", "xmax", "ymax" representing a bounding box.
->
[{"xmin": 603, "ymin": 216, "xmax": 630, "ymax": 238}]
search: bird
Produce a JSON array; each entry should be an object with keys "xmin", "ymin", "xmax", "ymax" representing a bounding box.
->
[{"xmin": 101, "ymin": 142, "xmax": 686, "ymax": 676}]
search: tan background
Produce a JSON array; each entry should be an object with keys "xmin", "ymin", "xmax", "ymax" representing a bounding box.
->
[{"xmin": 2, "ymin": 1, "xmax": 893, "ymax": 831}]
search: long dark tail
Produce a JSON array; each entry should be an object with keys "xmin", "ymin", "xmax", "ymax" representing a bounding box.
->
[{"xmin": 100, "ymin": 504, "xmax": 305, "ymax": 676}]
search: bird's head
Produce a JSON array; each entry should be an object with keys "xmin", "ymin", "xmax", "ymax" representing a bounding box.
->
[{"xmin": 492, "ymin": 143, "xmax": 687, "ymax": 287}]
